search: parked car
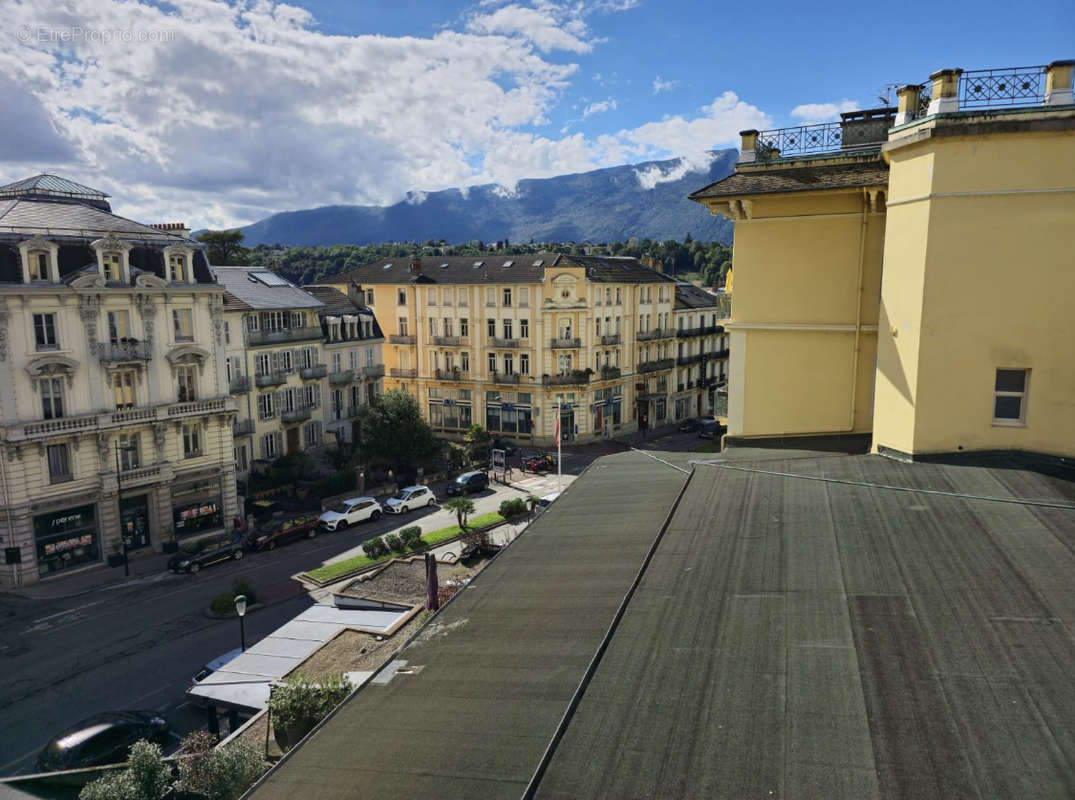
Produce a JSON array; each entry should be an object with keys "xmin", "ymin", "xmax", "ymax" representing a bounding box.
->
[
  {"xmin": 245, "ymin": 513, "xmax": 319, "ymax": 551},
  {"xmin": 318, "ymin": 497, "xmax": 383, "ymax": 531},
  {"xmin": 446, "ymin": 470, "xmax": 489, "ymax": 496},
  {"xmin": 698, "ymin": 419, "xmax": 727, "ymax": 439},
  {"xmin": 679, "ymin": 415, "xmax": 715, "ymax": 433},
  {"xmin": 383, "ymin": 485, "xmax": 437, "ymax": 514},
  {"xmin": 244, "ymin": 497, "xmax": 300, "ymax": 523},
  {"xmin": 36, "ymin": 711, "xmax": 170, "ymax": 772},
  {"xmin": 191, "ymin": 648, "xmax": 242, "ymax": 686},
  {"xmin": 491, "ymin": 438, "xmax": 519, "ymax": 457},
  {"xmin": 536, "ymin": 492, "xmax": 561, "ymax": 510},
  {"xmin": 168, "ymin": 532, "xmax": 244, "ymax": 574}
]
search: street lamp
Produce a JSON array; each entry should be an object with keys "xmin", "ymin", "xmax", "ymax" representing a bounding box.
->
[
  {"xmin": 234, "ymin": 594, "xmax": 247, "ymax": 651},
  {"xmin": 114, "ymin": 441, "xmax": 138, "ymax": 577}
]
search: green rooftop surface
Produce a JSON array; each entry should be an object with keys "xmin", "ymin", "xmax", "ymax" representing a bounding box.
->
[{"xmin": 246, "ymin": 447, "xmax": 1075, "ymax": 799}]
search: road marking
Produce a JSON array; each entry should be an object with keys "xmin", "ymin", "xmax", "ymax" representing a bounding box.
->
[
  {"xmin": 0, "ymin": 745, "xmax": 43, "ymax": 773},
  {"xmin": 31, "ymin": 600, "xmax": 101, "ymax": 624},
  {"xmin": 129, "ymin": 685, "xmax": 169, "ymax": 707}
]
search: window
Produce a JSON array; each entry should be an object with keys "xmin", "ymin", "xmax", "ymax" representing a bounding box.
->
[
  {"xmin": 461, "ymin": 351, "xmax": 470, "ymax": 373},
  {"xmin": 262, "ymin": 311, "xmax": 285, "ymax": 332},
  {"xmin": 993, "ymin": 369, "xmax": 1029, "ymax": 425},
  {"xmin": 304, "ymin": 384, "xmax": 320, "ymax": 408},
  {"xmin": 488, "ymin": 352, "xmax": 497, "ymax": 374},
  {"xmin": 258, "ymin": 393, "xmax": 275, "ymax": 420},
  {"xmin": 328, "ymin": 352, "xmax": 340, "ymax": 374},
  {"xmin": 279, "ymin": 351, "xmax": 294, "ymax": 373},
  {"xmin": 291, "ymin": 312, "xmax": 305, "ymax": 328},
  {"xmin": 429, "ymin": 317, "xmax": 438, "ymax": 337},
  {"xmin": 176, "ymin": 365, "xmax": 198, "ymax": 402},
  {"xmin": 107, "ymin": 311, "xmax": 131, "ymax": 344},
  {"xmin": 234, "ymin": 445, "xmax": 248, "ymax": 473},
  {"xmin": 605, "ymin": 288, "xmax": 612, "ymax": 304},
  {"xmin": 113, "ymin": 371, "xmax": 136, "ymax": 408},
  {"xmin": 427, "ymin": 288, "xmax": 437, "ymax": 305},
  {"xmin": 487, "ymin": 319, "xmax": 496, "ymax": 338},
  {"xmin": 118, "ymin": 434, "xmax": 140, "ymax": 470},
  {"xmin": 520, "ymin": 353, "xmax": 530, "ymax": 374},
  {"xmin": 246, "ymin": 314, "xmax": 260, "ymax": 332},
  {"xmin": 558, "ymin": 354, "xmax": 572, "ymax": 373},
  {"xmin": 168, "ymin": 254, "xmax": 187, "ymax": 283},
  {"xmin": 460, "ymin": 318, "xmax": 469, "ymax": 337},
  {"xmin": 40, "ymin": 378, "xmax": 64, "ymax": 419},
  {"xmin": 615, "ymin": 287, "xmax": 622, "ymax": 305},
  {"xmin": 520, "ymin": 319, "xmax": 529, "ymax": 339},
  {"xmin": 595, "ymin": 318, "xmax": 601, "ymax": 336},
  {"xmin": 398, "ymin": 317, "xmax": 409, "ymax": 336},
  {"xmin": 486, "ymin": 288, "xmax": 496, "ymax": 307},
  {"xmin": 282, "ymin": 388, "xmax": 296, "ymax": 413},
  {"xmin": 183, "ymin": 424, "xmax": 201, "ymax": 458},
  {"xmin": 332, "ymin": 389, "xmax": 344, "ymax": 420},
  {"xmin": 503, "ymin": 319, "xmax": 513, "ymax": 339},
  {"xmin": 503, "ymin": 287, "xmax": 512, "ymax": 307},
  {"xmin": 102, "ymin": 252, "xmax": 121, "ymax": 281},
  {"xmin": 261, "ymin": 432, "xmax": 280, "ymax": 460},
  {"xmin": 172, "ymin": 309, "xmax": 193, "ymax": 342},
  {"xmin": 443, "ymin": 318, "xmax": 453, "ymax": 337},
  {"xmin": 47, "ymin": 443, "xmax": 71, "ymax": 483},
  {"xmin": 504, "ymin": 354, "xmax": 514, "ymax": 374},
  {"xmin": 303, "ymin": 421, "xmax": 322, "ymax": 447},
  {"xmin": 397, "ymin": 289, "xmax": 407, "ymax": 305},
  {"xmin": 33, "ymin": 313, "xmax": 58, "ymax": 350},
  {"xmin": 29, "ymin": 250, "xmax": 49, "ymax": 281},
  {"xmin": 300, "ymin": 348, "xmax": 314, "ymax": 369},
  {"xmin": 364, "ymin": 289, "xmax": 374, "ymax": 305},
  {"xmin": 365, "ymin": 347, "xmax": 374, "ymax": 367},
  {"xmin": 458, "ymin": 288, "xmax": 468, "ymax": 306},
  {"xmin": 224, "ymin": 321, "xmax": 231, "ymax": 346},
  {"xmin": 519, "ymin": 287, "xmax": 529, "ymax": 307}
]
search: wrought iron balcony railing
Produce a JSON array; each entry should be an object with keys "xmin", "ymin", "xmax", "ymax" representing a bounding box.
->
[
  {"xmin": 638, "ymin": 358, "xmax": 675, "ymax": 374},
  {"xmin": 300, "ymin": 363, "xmax": 327, "ymax": 380},
  {"xmin": 490, "ymin": 337, "xmax": 520, "ymax": 349},
  {"xmin": 255, "ymin": 371, "xmax": 287, "ymax": 387},
  {"xmin": 362, "ymin": 364, "xmax": 385, "ymax": 378},
  {"xmin": 434, "ymin": 368, "xmax": 470, "ymax": 381},
  {"xmin": 550, "ymin": 337, "xmax": 581, "ymax": 349},
  {"xmin": 492, "ymin": 372, "xmax": 520, "ymax": 384},
  {"xmin": 432, "ymin": 335, "xmax": 460, "ymax": 346},
  {"xmin": 233, "ymin": 418, "xmax": 255, "ymax": 437},
  {"xmin": 756, "ymin": 108, "xmax": 895, "ymax": 160},
  {"xmin": 99, "ymin": 340, "xmax": 152, "ymax": 363},
  {"xmin": 960, "ymin": 65, "xmax": 1046, "ymax": 108},
  {"xmin": 543, "ymin": 372, "xmax": 590, "ymax": 386},
  {"xmin": 329, "ymin": 369, "xmax": 355, "ymax": 385},
  {"xmin": 229, "ymin": 376, "xmax": 251, "ymax": 394},
  {"xmin": 712, "ymin": 348, "xmax": 730, "ymax": 359},
  {"xmin": 599, "ymin": 366, "xmax": 621, "ymax": 380},
  {"xmin": 677, "ymin": 353, "xmax": 703, "ymax": 366},
  {"xmin": 600, "ymin": 334, "xmax": 621, "ymax": 346},
  {"xmin": 281, "ymin": 405, "xmax": 313, "ymax": 424},
  {"xmin": 388, "ymin": 334, "xmax": 416, "ymax": 345},
  {"xmin": 389, "ymin": 367, "xmax": 417, "ymax": 378},
  {"xmin": 247, "ymin": 327, "xmax": 322, "ymax": 346},
  {"xmin": 676, "ymin": 327, "xmax": 703, "ymax": 338}
]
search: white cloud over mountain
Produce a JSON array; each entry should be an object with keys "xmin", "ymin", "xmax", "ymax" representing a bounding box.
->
[{"xmin": 1, "ymin": 0, "xmax": 771, "ymax": 228}]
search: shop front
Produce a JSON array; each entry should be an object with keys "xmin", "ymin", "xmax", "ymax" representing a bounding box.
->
[
  {"xmin": 172, "ymin": 476, "xmax": 224, "ymax": 538},
  {"xmin": 485, "ymin": 391, "xmax": 534, "ymax": 440},
  {"xmin": 34, "ymin": 504, "xmax": 100, "ymax": 578},
  {"xmin": 120, "ymin": 494, "xmax": 151, "ymax": 551}
]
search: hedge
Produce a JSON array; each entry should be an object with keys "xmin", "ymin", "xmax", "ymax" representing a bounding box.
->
[{"xmin": 304, "ymin": 512, "xmax": 504, "ymax": 584}]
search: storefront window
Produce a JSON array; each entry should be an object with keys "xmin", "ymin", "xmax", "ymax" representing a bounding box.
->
[
  {"xmin": 120, "ymin": 495, "xmax": 151, "ymax": 551},
  {"xmin": 172, "ymin": 478, "xmax": 223, "ymax": 536},
  {"xmin": 35, "ymin": 505, "xmax": 99, "ymax": 577}
]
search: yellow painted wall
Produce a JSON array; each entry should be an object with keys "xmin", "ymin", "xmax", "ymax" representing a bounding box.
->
[{"xmin": 874, "ymin": 123, "xmax": 1075, "ymax": 458}]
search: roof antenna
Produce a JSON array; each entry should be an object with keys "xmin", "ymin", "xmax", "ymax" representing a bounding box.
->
[{"xmin": 878, "ymin": 83, "xmax": 901, "ymax": 107}]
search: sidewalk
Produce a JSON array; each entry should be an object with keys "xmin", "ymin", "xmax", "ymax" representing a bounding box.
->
[{"xmin": 5, "ymin": 548, "xmax": 175, "ymax": 602}]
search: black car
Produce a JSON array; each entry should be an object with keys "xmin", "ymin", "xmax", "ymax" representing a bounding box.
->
[
  {"xmin": 698, "ymin": 419, "xmax": 727, "ymax": 439},
  {"xmin": 446, "ymin": 470, "xmax": 490, "ymax": 496},
  {"xmin": 679, "ymin": 416, "xmax": 714, "ymax": 433},
  {"xmin": 491, "ymin": 438, "xmax": 519, "ymax": 457},
  {"xmin": 167, "ymin": 532, "xmax": 244, "ymax": 573},
  {"xmin": 36, "ymin": 711, "xmax": 169, "ymax": 772}
]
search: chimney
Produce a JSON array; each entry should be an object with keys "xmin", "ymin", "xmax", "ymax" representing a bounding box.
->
[
  {"xmin": 641, "ymin": 255, "xmax": 663, "ymax": 273},
  {"xmin": 347, "ymin": 281, "xmax": 364, "ymax": 303},
  {"xmin": 410, "ymin": 257, "xmax": 422, "ymax": 278},
  {"xmin": 150, "ymin": 222, "xmax": 191, "ymax": 239},
  {"xmin": 425, "ymin": 553, "xmax": 439, "ymax": 611}
]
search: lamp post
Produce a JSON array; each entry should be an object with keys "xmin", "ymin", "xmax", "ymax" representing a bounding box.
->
[
  {"xmin": 234, "ymin": 594, "xmax": 247, "ymax": 651},
  {"xmin": 114, "ymin": 441, "xmax": 138, "ymax": 577}
]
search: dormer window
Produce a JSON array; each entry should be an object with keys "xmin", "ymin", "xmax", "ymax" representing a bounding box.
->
[
  {"xmin": 168, "ymin": 254, "xmax": 187, "ymax": 282},
  {"xmin": 19, "ymin": 238, "xmax": 59, "ymax": 283},
  {"xmin": 102, "ymin": 252, "xmax": 121, "ymax": 281}
]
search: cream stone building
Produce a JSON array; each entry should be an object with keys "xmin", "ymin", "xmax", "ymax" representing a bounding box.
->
[
  {"xmin": 0, "ymin": 175, "xmax": 238, "ymax": 586},
  {"xmin": 327, "ymin": 255, "xmax": 678, "ymax": 444},
  {"xmin": 671, "ymin": 284, "xmax": 731, "ymax": 420},
  {"xmin": 690, "ymin": 58, "xmax": 1075, "ymax": 462}
]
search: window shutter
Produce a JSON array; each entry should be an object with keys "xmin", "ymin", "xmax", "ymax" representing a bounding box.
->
[{"xmin": 315, "ymin": 384, "xmax": 321, "ymax": 407}]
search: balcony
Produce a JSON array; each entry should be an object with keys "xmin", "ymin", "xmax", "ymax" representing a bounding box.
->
[
  {"xmin": 753, "ymin": 107, "xmax": 895, "ymax": 162},
  {"xmin": 543, "ymin": 371, "xmax": 589, "ymax": 386},
  {"xmin": 233, "ymin": 418, "xmax": 255, "ymax": 437},
  {"xmin": 255, "ymin": 371, "xmax": 287, "ymax": 387},
  {"xmin": 712, "ymin": 348, "xmax": 730, "ymax": 359},
  {"xmin": 434, "ymin": 369, "xmax": 470, "ymax": 381},
  {"xmin": 492, "ymin": 372, "xmax": 520, "ymax": 385},
  {"xmin": 388, "ymin": 334, "xmax": 415, "ymax": 345},
  {"xmin": 390, "ymin": 367, "xmax": 417, "ymax": 378},
  {"xmin": 677, "ymin": 353, "xmax": 703, "ymax": 366},
  {"xmin": 99, "ymin": 340, "xmax": 151, "ymax": 363},
  {"xmin": 599, "ymin": 366, "xmax": 621, "ymax": 381},
  {"xmin": 432, "ymin": 336, "xmax": 460, "ymax": 346},
  {"xmin": 636, "ymin": 329, "xmax": 675, "ymax": 342},
  {"xmin": 229, "ymin": 376, "xmax": 251, "ymax": 394},
  {"xmin": 300, "ymin": 363, "xmax": 327, "ymax": 380},
  {"xmin": 703, "ymin": 324, "xmax": 725, "ymax": 336},
  {"xmin": 281, "ymin": 405, "xmax": 313, "ymax": 424},
  {"xmin": 329, "ymin": 369, "xmax": 355, "ymax": 385},
  {"xmin": 676, "ymin": 327, "xmax": 703, "ymax": 338},
  {"xmin": 490, "ymin": 337, "xmax": 520, "ymax": 349},
  {"xmin": 638, "ymin": 358, "xmax": 675, "ymax": 374},
  {"xmin": 362, "ymin": 364, "xmax": 385, "ymax": 379},
  {"xmin": 550, "ymin": 337, "xmax": 581, "ymax": 349},
  {"xmin": 247, "ymin": 327, "xmax": 322, "ymax": 346},
  {"xmin": 600, "ymin": 334, "xmax": 621, "ymax": 346}
]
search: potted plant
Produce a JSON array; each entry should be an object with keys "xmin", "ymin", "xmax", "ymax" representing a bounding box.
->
[{"xmin": 269, "ymin": 674, "xmax": 351, "ymax": 752}]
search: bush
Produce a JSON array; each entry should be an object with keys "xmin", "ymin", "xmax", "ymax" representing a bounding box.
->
[
  {"xmin": 498, "ymin": 498, "xmax": 529, "ymax": 519},
  {"xmin": 362, "ymin": 537, "xmax": 387, "ymax": 559},
  {"xmin": 233, "ymin": 578, "xmax": 257, "ymax": 605},
  {"xmin": 79, "ymin": 740, "xmax": 169, "ymax": 800},
  {"xmin": 209, "ymin": 580, "xmax": 257, "ymax": 616},
  {"xmin": 400, "ymin": 526, "xmax": 423, "ymax": 549},
  {"xmin": 176, "ymin": 733, "xmax": 265, "ymax": 800},
  {"xmin": 385, "ymin": 534, "xmax": 404, "ymax": 552},
  {"xmin": 312, "ymin": 470, "xmax": 354, "ymax": 499},
  {"xmin": 268, "ymin": 673, "xmax": 352, "ymax": 751}
]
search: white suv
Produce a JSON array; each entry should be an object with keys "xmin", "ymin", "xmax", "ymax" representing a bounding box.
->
[
  {"xmin": 383, "ymin": 485, "xmax": 437, "ymax": 514},
  {"xmin": 318, "ymin": 497, "xmax": 382, "ymax": 531}
]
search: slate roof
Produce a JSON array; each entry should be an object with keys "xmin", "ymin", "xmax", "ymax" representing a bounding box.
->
[
  {"xmin": 212, "ymin": 266, "xmax": 324, "ymax": 311},
  {"xmin": 246, "ymin": 446, "xmax": 1075, "ymax": 800},
  {"xmin": 339, "ymin": 254, "xmax": 673, "ymax": 286},
  {"xmin": 689, "ymin": 160, "xmax": 889, "ymax": 200},
  {"xmin": 0, "ymin": 174, "xmax": 109, "ymax": 200},
  {"xmin": 303, "ymin": 285, "xmax": 385, "ymax": 339},
  {"xmin": 0, "ymin": 198, "xmax": 192, "ymax": 243},
  {"xmin": 674, "ymin": 282, "xmax": 723, "ymax": 309}
]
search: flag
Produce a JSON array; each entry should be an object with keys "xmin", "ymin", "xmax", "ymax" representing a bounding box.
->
[{"xmin": 554, "ymin": 412, "xmax": 561, "ymax": 447}]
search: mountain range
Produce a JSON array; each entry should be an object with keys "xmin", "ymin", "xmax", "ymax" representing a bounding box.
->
[{"xmin": 240, "ymin": 151, "xmax": 737, "ymax": 247}]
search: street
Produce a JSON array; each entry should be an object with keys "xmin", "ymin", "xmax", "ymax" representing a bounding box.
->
[{"xmin": 0, "ymin": 428, "xmax": 702, "ymax": 776}]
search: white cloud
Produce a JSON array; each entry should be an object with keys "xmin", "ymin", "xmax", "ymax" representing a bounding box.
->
[
  {"xmin": 652, "ymin": 76, "xmax": 679, "ymax": 94},
  {"xmin": 0, "ymin": 0, "xmax": 764, "ymax": 227},
  {"xmin": 789, "ymin": 100, "xmax": 859, "ymax": 125},
  {"xmin": 582, "ymin": 98, "xmax": 617, "ymax": 118}
]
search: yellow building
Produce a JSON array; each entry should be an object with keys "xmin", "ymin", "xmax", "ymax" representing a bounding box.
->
[
  {"xmin": 327, "ymin": 255, "xmax": 678, "ymax": 444},
  {"xmin": 671, "ymin": 283, "xmax": 731, "ymax": 419},
  {"xmin": 0, "ymin": 175, "xmax": 239, "ymax": 586},
  {"xmin": 691, "ymin": 59, "xmax": 1075, "ymax": 462}
]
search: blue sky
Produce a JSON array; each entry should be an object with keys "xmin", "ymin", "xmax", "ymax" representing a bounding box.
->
[{"xmin": 1, "ymin": 0, "xmax": 1070, "ymax": 228}]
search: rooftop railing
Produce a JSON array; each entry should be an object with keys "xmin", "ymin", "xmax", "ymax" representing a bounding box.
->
[
  {"xmin": 753, "ymin": 108, "xmax": 895, "ymax": 161},
  {"xmin": 960, "ymin": 65, "xmax": 1047, "ymax": 108}
]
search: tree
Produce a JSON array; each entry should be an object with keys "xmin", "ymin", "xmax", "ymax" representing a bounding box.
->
[
  {"xmin": 355, "ymin": 389, "xmax": 441, "ymax": 483},
  {"xmin": 197, "ymin": 229, "xmax": 252, "ymax": 266},
  {"xmin": 79, "ymin": 740, "xmax": 170, "ymax": 800},
  {"xmin": 443, "ymin": 497, "xmax": 475, "ymax": 531},
  {"xmin": 463, "ymin": 424, "xmax": 491, "ymax": 465}
]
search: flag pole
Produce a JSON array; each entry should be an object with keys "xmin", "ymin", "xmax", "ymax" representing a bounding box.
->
[{"xmin": 557, "ymin": 397, "xmax": 562, "ymax": 492}]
